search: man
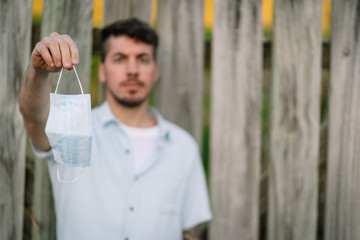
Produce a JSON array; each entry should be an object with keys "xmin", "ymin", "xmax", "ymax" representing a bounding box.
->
[{"xmin": 19, "ymin": 18, "xmax": 211, "ymax": 240}]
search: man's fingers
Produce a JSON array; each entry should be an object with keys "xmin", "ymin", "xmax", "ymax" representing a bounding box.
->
[
  {"xmin": 63, "ymin": 35, "xmax": 79, "ymax": 66},
  {"xmin": 57, "ymin": 37, "xmax": 72, "ymax": 69},
  {"xmin": 42, "ymin": 33, "xmax": 74, "ymax": 70},
  {"xmin": 47, "ymin": 39, "xmax": 62, "ymax": 68},
  {"xmin": 40, "ymin": 35, "xmax": 63, "ymax": 68},
  {"xmin": 34, "ymin": 42, "xmax": 55, "ymax": 68},
  {"xmin": 34, "ymin": 33, "xmax": 78, "ymax": 70}
]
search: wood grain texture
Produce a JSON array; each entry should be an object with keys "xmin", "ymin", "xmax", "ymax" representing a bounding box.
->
[
  {"xmin": 0, "ymin": 0, "xmax": 32, "ymax": 239},
  {"xmin": 325, "ymin": 0, "xmax": 360, "ymax": 239},
  {"xmin": 209, "ymin": 0, "xmax": 262, "ymax": 239},
  {"xmin": 98, "ymin": 0, "xmax": 153, "ymax": 104},
  {"xmin": 58, "ymin": 0, "xmax": 93, "ymax": 94},
  {"xmin": 31, "ymin": 1, "xmax": 93, "ymax": 239},
  {"xmin": 103, "ymin": 0, "xmax": 152, "ymax": 25},
  {"xmin": 268, "ymin": 1, "xmax": 322, "ymax": 240},
  {"xmin": 31, "ymin": 158, "xmax": 56, "ymax": 240},
  {"xmin": 155, "ymin": 0, "xmax": 204, "ymax": 144}
]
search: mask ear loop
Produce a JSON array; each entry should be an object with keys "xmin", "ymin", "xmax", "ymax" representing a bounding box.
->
[
  {"xmin": 57, "ymin": 163, "xmax": 86, "ymax": 184},
  {"xmin": 54, "ymin": 66, "xmax": 86, "ymax": 183},
  {"xmin": 54, "ymin": 66, "xmax": 84, "ymax": 94}
]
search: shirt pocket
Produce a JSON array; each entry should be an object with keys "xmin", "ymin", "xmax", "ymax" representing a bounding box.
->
[
  {"xmin": 160, "ymin": 202, "xmax": 180, "ymax": 216},
  {"xmin": 158, "ymin": 173, "xmax": 184, "ymax": 214}
]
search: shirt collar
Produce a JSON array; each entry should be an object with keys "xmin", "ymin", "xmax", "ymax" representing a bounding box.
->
[
  {"xmin": 147, "ymin": 106, "xmax": 171, "ymax": 142},
  {"xmin": 98, "ymin": 101, "xmax": 171, "ymax": 142}
]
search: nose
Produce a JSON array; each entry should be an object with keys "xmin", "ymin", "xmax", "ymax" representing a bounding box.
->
[{"xmin": 127, "ymin": 59, "xmax": 138, "ymax": 76}]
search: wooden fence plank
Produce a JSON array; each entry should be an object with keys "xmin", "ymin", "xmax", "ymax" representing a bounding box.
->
[
  {"xmin": 31, "ymin": 1, "xmax": 93, "ymax": 239},
  {"xmin": 155, "ymin": 0, "xmax": 204, "ymax": 144},
  {"xmin": 209, "ymin": 0, "xmax": 262, "ymax": 239},
  {"xmin": 59, "ymin": 0, "xmax": 93, "ymax": 94},
  {"xmin": 0, "ymin": 0, "xmax": 33, "ymax": 239},
  {"xmin": 98, "ymin": 0, "xmax": 153, "ymax": 104},
  {"xmin": 103, "ymin": 0, "xmax": 152, "ymax": 25},
  {"xmin": 325, "ymin": 0, "xmax": 360, "ymax": 239},
  {"xmin": 268, "ymin": 1, "xmax": 323, "ymax": 240},
  {"xmin": 31, "ymin": 158, "xmax": 56, "ymax": 240}
]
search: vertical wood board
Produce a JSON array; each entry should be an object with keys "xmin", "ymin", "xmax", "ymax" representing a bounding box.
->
[
  {"xmin": 58, "ymin": 0, "xmax": 93, "ymax": 94},
  {"xmin": 268, "ymin": 1, "xmax": 323, "ymax": 240},
  {"xmin": 209, "ymin": 0, "xmax": 262, "ymax": 239},
  {"xmin": 155, "ymin": 0, "xmax": 204, "ymax": 144},
  {"xmin": 0, "ymin": 0, "xmax": 33, "ymax": 239},
  {"xmin": 325, "ymin": 0, "xmax": 360, "ymax": 239},
  {"xmin": 103, "ymin": 0, "xmax": 152, "ymax": 25}
]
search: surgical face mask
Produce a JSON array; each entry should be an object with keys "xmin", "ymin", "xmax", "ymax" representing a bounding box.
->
[{"xmin": 45, "ymin": 66, "xmax": 92, "ymax": 183}]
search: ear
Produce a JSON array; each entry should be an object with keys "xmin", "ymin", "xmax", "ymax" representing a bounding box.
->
[{"xmin": 98, "ymin": 62, "xmax": 106, "ymax": 83}]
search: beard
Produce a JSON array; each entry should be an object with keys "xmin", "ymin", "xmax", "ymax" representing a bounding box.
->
[
  {"xmin": 112, "ymin": 93, "xmax": 146, "ymax": 108},
  {"xmin": 108, "ymin": 79, "xmax": 149, "ymax": 108}
]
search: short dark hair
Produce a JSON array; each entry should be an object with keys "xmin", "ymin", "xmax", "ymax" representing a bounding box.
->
[{"xmin": 100, "ymin": 18, "xmax": 159, "ymax": 62}]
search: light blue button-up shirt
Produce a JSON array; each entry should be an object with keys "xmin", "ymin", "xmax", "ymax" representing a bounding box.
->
[{"xmin": 34, "ymin": 101, "xmax": 212, "ymax": 240}]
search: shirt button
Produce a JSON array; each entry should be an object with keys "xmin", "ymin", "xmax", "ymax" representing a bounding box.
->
[
  {"xmin": 130, "ymin": 206, "xmax": 134, "ymax": 211},
  {"xmin": 125, "ymin": 149, "xmax": 130, "ymax": 154}
]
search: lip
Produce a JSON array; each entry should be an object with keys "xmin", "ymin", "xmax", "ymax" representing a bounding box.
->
[{"xmin": 122, "ymin": 82, "xmax": 142, "ymax": 90}]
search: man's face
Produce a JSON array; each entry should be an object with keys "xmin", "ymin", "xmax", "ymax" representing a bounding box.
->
[{"xmin": 98, "ymin": 36, "xmax": 159, "ymax": 107}]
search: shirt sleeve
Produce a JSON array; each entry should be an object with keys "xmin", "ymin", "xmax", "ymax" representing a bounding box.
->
[
  {"xmin": 181, "ymin": 149, "xmax": 212, "ymax": 230},
  {"xmin": 30, "ymin": 141, "xmax": 53, "ymax": 160}
]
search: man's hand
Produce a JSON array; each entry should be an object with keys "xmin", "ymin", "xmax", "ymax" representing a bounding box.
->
[{"xmin": 31, "ymin": 32, "xmax": 79, "ymax": 72}]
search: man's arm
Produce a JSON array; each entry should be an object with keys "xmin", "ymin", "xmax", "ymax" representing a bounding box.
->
[
  {"xmin": 18, "ymin": 32, "xmax": 79, "ymax": 151},
  {"xmin": 19, "ymin": 65, "xmax": 52, "ymax": 150}
]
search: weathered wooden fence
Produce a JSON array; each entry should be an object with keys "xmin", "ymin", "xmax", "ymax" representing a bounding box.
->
[
  {"xmin": 325, "ymin": 1, "xmax": 360, "ymax": 239},
  {"xmin": 155, "ymin": 0, "xmax": 204, "ymax": 144},
  {"xmin": 0, "ymin": 0, "xmax": 32, "ymax": 240},
  {"xmin": 1, "ymin": 0, "xmax": 359, "ymax": 240},
  {"xmin": 210, "ymin": 0, "xmax": 262, "ymax": 239},
  {"xmin": 268, "ymin": 1, "xmax": 322, "ymax": 239}
]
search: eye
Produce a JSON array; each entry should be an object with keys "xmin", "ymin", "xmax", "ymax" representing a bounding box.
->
[
  {"xmin": 114, "ymin": 57, "xmax": 123, "ymax": 62},
  {"xmin": 139, "ymin": 57, "xmax": 150, "ymax": 64}
]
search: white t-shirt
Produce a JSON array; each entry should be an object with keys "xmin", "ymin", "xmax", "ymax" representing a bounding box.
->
[{"xmin": 120, "ymin": 123, "xmax": 160, "ymax": 173}]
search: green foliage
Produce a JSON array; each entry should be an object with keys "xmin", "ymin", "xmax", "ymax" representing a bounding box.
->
[
  {"xmin": 202, "ymin": 67, "xmax": 211, "ymax": 181},
  {"xmin": 204, "ymin": 30, "xmax": 212, "ymax": 41},
  {"xmin": 90, "ymin": 55, "xmax": 101, "ymax": 107},
  {"xmin": 261, "ymin": 86, "xmax": 271, "ymax": 169},
  {"xmin": 32, "ymin": 16, "xmax": 41, "ymax": 25},
  {"xmin": 202, "ymin": 125, "xmax": 210, "ymax": 180}
]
